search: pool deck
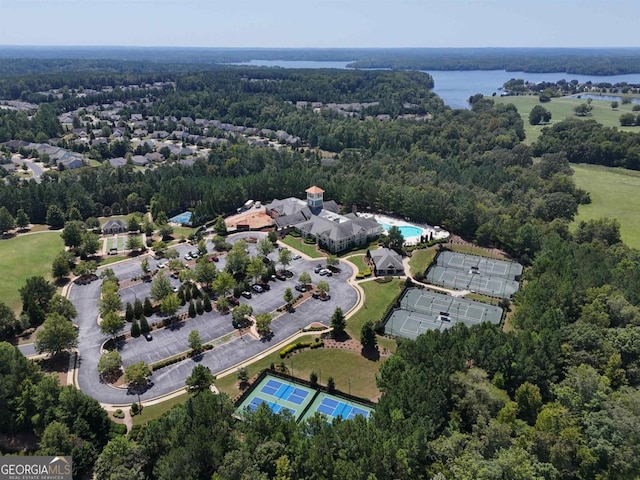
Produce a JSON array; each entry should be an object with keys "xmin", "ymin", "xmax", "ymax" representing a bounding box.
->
[{"xmin": 359, "ymin": 213, "xmax": 450, "ymax": 246}]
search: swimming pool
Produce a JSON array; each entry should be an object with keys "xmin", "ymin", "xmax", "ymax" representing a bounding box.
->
[{"xmin": 381, "ymin": 223, "xmax": 424, "ymax": 239}]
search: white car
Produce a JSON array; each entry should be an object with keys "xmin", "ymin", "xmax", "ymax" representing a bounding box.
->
[
  {"xmin": 292, "ymin": 254, "xmax": 301, "ymax": 260},
  {"xmin": 157, "ymin": 262, "xmax": 166, "ymax": 269},
  {"xmin": 184, "ymin": 254, "xmax": 192, "ymax": 261}
]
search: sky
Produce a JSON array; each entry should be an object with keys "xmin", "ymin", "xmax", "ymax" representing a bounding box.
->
[{"xmin": 0, "ymin": 0, "xmax": 638, "ymax": 48}]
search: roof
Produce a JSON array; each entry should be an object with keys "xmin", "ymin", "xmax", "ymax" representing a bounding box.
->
[
  {"xmin": 102, "ymin": 219, "xmax": 126, "ymax": 229},
  {"xmin": 370, "ymin": 248, "xmax": 404, "ymax": 272},
  {"xmin": 305, "ymin": 186, "xmax": 325, "ymax": 194}
]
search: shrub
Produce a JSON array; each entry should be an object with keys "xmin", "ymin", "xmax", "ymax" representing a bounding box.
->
[
  {"xmin": 289, "ymin": 231, "xmax": 301, "ymax": 238},
  {"xmin": 310, "ymin": 371, "xmax": 318, "ymax": 385},
  {"xmin": 327, "ymin": 377, "xmax": 335, "ymax": 393},
  {"xmin": 128, "ymin": 424, "xmax": 142, "ymax": 440},
  {"xmin": 110, "ymin": 422, "xmax": 127, "ymax": 436},
  {"xmin": 130, "ymin": 402, "xmax": 141, "ymax": 416},
  {"xmin": 304, "ymin": 237, "xmax": 316, "ymax": 244},
  {"xmin": 356, "ymin": 273, "xmax": 365, "ymax": 279},
  {"xmin": 279, "ymin": 341, "xmax": 314, "ymax": 358},
  {"xmin": 310, "ymin": 340, "xmax": 324, "ymax": 349},
  {"xmin": 363, "ymin": 268, "xmax": 372, "ymax": 277},
  {"xmin": 113, "ymin": 409, "xmax": 125, "ymax": 419}
]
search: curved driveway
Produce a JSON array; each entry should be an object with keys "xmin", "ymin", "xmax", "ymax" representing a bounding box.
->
[{"xmin": 69, "ymin": 232, "xmax": 358, "ymax": 405}]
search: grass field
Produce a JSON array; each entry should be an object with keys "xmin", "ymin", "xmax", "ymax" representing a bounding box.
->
[
  {"xmin": 408, "ymin": 247, "xmax": 438, "ymax": 277},
  {"xmin": 280, "ymin": 235, "xmax": 324, "ymax": 259},
  {"xmin": 571, "ymin": 163, "xmax": 640, "ymax": 249},
  {"xmin": 132, "ymin": 391, "xmax": 189, "ymax": 426},
  {"xmin": 0, "ymin": 232, "xmax": 64, "ymax": 312},
  {"xmin": 494, "ymin": 95, "xmax": 640, "ymax": 144},
  {"xmin": 346, "ymin": 254, "xmax": 368, "ymax": 273},
  {"xmin": 347, "ymin": 279, "xmax": 403, "ymax": 339},
  {"xmin": 445, "ymin": 243, "xmax": 507, "ymax": 260}
]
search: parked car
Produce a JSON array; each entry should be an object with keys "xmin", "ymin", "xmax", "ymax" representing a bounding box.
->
[
  {"xmin": 144, "ymin": 332, "xmax": 153, "ymax": 341},
  {"xmin": 232, "ymin": 320, "xmax": 241, "ymax": 329},
  {"xmin": 292, "ymin": 254, "xmax": 301, "ymax": 260},
  {"xmin": 241, "ymin": 291, "xmax": 252, "ymax": 299},
  {"xmin": 319, "ymin": 294, "xmax": 331, "ymax": 301},
  {"xmin": 284, "ymin": 270, "xmax": 294, "ymax": 278},
  {"xmin": 184, "ymin": 253, "xmax": 192, "ymax": 261},
  {"xmin": 227, "ymin": 296, "xmax": 240, "ymax": 306},
  {"xmin": 295, "ymin": 284, "xmax": 307, "ymax": 292},
  {"xmin": 314, "ymin": 266, "xmax": 323, "ymax": 273},
  {"xmin": 275, "ymin": 272, "xmax": 287, "ymax": 281},
  {"xmin": 208, "ymin": 255, "xmax": 219, "ymax": 262},
  {"xmin": 312, "ymin": 291, "xmax": 320, "ymax": 299},
  {"xmin": 252, "ymin": 285, "xmax": 264, "ymax": 293},
  {"xmin": 157, "ymin": 262, "xmax": 166, "ymax": 269},
  {"xmin": 258, "ymin": 283, "xmax": 271, "ymax": 291},
  {"xmin": 318, "ymin": 269, "xmax": 328, "ymax": 276}
]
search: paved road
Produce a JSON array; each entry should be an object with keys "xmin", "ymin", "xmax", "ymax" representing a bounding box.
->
[
  {"xmin": 25, "ymin": 161, "xmax": 44, "ymax": 183},
  {"xmin": 68, "ymin": 232, "xmax": 358, "ymax": 405}
]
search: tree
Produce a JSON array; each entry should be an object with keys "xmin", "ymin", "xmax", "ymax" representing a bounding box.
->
[
  {"xmin": 283, "ymin": 288, "xmax": 294, "ymax": 308},
  {"xmin": 97, "ymin": 350, "xmax": 122, "ymax": 379},
  {"xmin": 188, "ymin": 329, "xmax": 203, "ymax": 354},
  {"xmin": 188, "ymin": 300, "xmax": 196, "ymax": 318},
  {"xmin": 246, "ymin": 256, "xmax": 266, "ymax": 284},
  {"xmin": 278, "ymin": 248, "xmax": 292, "ymax": 271},
  {"xmin": 195, "ymin": 260, "xmax": 217, "ymax": 289},
  {"xmin": 160, "ymin": 293, "xmax": 180, "ymax": 316},
  {"xmin": 51, "ymin": 251, "xmax": 72, "ymax": 280},
  {"xmin": 79, "ymin": 231, "xmax": 100, "ymax": 258},
  {"xmin": 237, "ymin": 366, "xmax": 249, "ymax": 387},
  {"xmin": 574, "ymin": 103, "xmax": 593, "ymax": 116},
  {"xmin": 360, "ymin": 320, "xmax": 377, "ymax": 350},
  {"xmin": 100, "ymin": 311, "xmax": 125, "ymax": 340},
  {"xmin": 529, "ymin": 105, "xmax": 552, "ymax": 125},
  {"xmin": 620, "ymin": 112, "xmax": 636, "ymax": 126},
  {"xmin": 197, "ymin": 239, "xmax": 208, "ymax": 257},
  {"xmin": 127, "ymin": 215, "xmax": 141, "ymax": 232},
  {"xmin": 203, "ymin": 295, "xmax": 212, "ymax": 312},
  {"xmin": 0, "ymin": 206, "xmax": 15, "ymax": 235},
  {"xmin": 298, "ymin": 271, "xmax": 312, "ymax": 287},
  {"xmin": 214, "ymin": 215, "xmax": 227, "ymax": 234},
  {"xmin": 158, "ymin": 223, "xmax": 174, "ymax": 240},
  {"xmin": 0, "ymin": 301, "xmax": 18, "ymax": 340},
  {"xmin": 232, "ymin": 304, "xmax": 253, "ymax": 326},
  {"xmin": 54, "ymin": 200, "xmax": 75, "ymax": 234},
  {"xmin": 226, "ymin": 242, "xmax": 249, "ymax": 276},
  {"xmin": 99, "ymin": 291, "xmax": 122, "ymax": 316},
  {"xmin": 125, "ymin": 302, "xmax": 134, "ymax": 322},
  {"xmin": 515, "ymin": 382, "xmax": 542, "ymax": 425},
  {"xmin": 46, "ymin": 205, "xmax": 66, "ymax": 229},
  {"xmin": 150, "ymin": 272, "xmax": 172, "ymax": 300},
  {"xmin": 126, "ymin": 235, "xmax": 143, "ymax": 252},
  {"xmin": 35, "ymin": 313, "xmax": 78, "ymax": 356},
  {"xmin": 258, "ymin": 236, "xmax": 274, "ymax": 257},
  {"xmin": 20, "ymin": 276, "xmax": 56, "ymax": 325},
  {"xmin": 611, "ymin": 100, "xmax": 619, "ymax": 109},
  {"xmin": 382, "ymin": 226, "xmax": 405, "ymax": 253},
  {"xmin": 15, "ymin": 208, "xmax": 29, "ymax": 230},
  {"xmin": 140, "ymin": 258, "xmax": 150, "ymax": 277},
  {"xmin": 316, "ymin": 280, "xmax": 330, "ymax": 298},
  {"xmin": 143, "ymin": 297, "xmax": 154, "ymax": 317},
  {"xmin": 330, "ymin": 307, "xmax": 346, "ymax": 338},
  {"xmin": 327, "ymin": 377, "xmax": 335, "ymax": 392},
  {"xmin": 139, "ymin": 315, "xmax": 150, "ymax": 333},
  {"xmin": 255, "ymin": 313, "xmax": 273, "ymax": 337},
  {"xmin": 48, "ymin": 293, "xmax": 77, "ymax": 320},
  {"xmin": 38, "ymin": 421, "xmax": 72, "ymax": 456},
  {"xmin": 268, "ymin": 231, "xmax": 278, "ymax": 243},
  {"xmin": 216, "ymin": 296, "xmax": 230, "ymax": 313},
  {"xmin": 186, "ymin": 364, "xmax": 216, "ymax": 394},
  {"xmin": 213, "ymin": 271, "xmax": 235, "ymax": 297},
  {"xmin": 124, "ymin": 361, "xmax": 151, "ymax": 406},
  {"xmin": 131, "ymin": 318, "xmax": 140, "ymax": 337},
  {"xmin": 326, "ymin": 255, "xmax": 339, "ymax": 268},
  {"xmin": 133, "ymin": 297, "xmax": 143, "ymax": 319}
]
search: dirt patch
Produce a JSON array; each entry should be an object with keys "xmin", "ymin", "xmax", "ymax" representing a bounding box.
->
[
  {"xmin": 36, "ymin": 353, "xmax": 70, "ymax": 385},
  {"xmin": 225, "ymin": 209, "xmax": 273, "ymax": 229},
  {"xmin": 0, "ymin": 431, "xmax": 40, "ymax": 453}
]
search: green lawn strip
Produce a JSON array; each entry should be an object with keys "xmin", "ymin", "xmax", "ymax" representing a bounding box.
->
[
  {"xmin": 99, "ymin": 255, "xmax": 129, "ymax": 267},
  {"xmin": 494, "ymin": 95, "xmax": 640, "ymax": 144},
  {"xmin": 377, "ymin": 336, "xmax": 397, "ymax": 354},
  {"xmin": 347, "ymin": 279, "xmax": 403, "ymax": 339},
  {"xmin": 465, "ymin": 292, "xmax": 500, "ymax": 305},
  {"xmin": 571, "ymin": 163, "xmax": 640, "ymax": 249},
  {"xmin": 132, "ymin": 391, "xmax": 190, "ymax": 426},
  {"xmin": 0, "ymin": 232, "xmax": 64, "ymax": 312},
  {"xmin": 346, "ymin": 254, "xmax": 367, "ymax": 273},
  {"xmin": 172, "ymin": 226, "xmax": 197, "ymax": 240},
  {"xmin": 337, "ymin": 241, "xmax": 380, "ymax": 258},
  {"xmin": 217, "ymin": 344, "xmax": 382, "ymax": 402},
  {"xmin": 408, "ymin": 247, "xmax": 437, "ymax": 277},
  {"xmin": 445, "ymin": 243, "xmax": 505, "ymax": 260},
  {"xmin": 280, "ymin": 235, "xmax": 325, "ymax": 258}
]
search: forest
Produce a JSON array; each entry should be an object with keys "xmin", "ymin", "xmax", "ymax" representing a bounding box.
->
[{"xmin": 2, "ymin": 64, "xmax": 640, "ymax": 479}]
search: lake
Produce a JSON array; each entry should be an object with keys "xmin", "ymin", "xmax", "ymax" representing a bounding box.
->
[{"xmin": 230, "ymin": 60, "xmax": 640, "ymax": 109}]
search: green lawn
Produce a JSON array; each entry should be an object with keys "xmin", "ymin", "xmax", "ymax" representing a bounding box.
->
[
  {"xmin": 0, "ymin": 232, "xmax": 64, "ymax": 312},
  {"xmin": 571, "ymin": 163, "xmax": 640, "ymax": 249},
  {"xmin": 445, "ymin": 243, "xmax": 506, "ymax": 260},
  {"xmin": 346, "ymin": 254, "xmax": 368, "ymax": 273},
  {"xmin": 216, "ymin": 342, "xmax": 382, "ymax": 402},
  {"xmin": 280, "ymin": 235, "xmax": 325, "ymax": 259},
  {"xmin": 408, "ymin": 247, "xmax": 438, "ymax": 277},
  {"xmin": 132, "ymin": 391, "xmax": 190, "ymax": 426},
  {"xmin": 494, "ymin": 95, "xmax": 640, "ymax": 144},
  {"xmin": 347, "ymin": 279, "xmax": 403, "ymax": 339}
]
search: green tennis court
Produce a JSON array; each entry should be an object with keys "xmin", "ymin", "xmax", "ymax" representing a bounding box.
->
[{"xmin": 384, "ymin": 288, "xmax": 503, "ymax": 339}]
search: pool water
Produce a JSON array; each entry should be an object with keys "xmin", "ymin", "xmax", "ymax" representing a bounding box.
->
[{"xmin": 381, "ymin": 223, "xmax": 424, "ymax": 238}]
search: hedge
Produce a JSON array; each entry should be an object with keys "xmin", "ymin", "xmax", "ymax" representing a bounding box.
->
[{"xmin": 280, "ymin": 340, "xmax": 324, "ymax": 357}]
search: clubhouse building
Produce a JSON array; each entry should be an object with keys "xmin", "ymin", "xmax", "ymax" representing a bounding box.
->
[{"xmin": 265, "ymin": 186, "xmax": 383, "ymax": 254}]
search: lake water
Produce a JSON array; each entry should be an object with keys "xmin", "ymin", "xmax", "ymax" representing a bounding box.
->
[
  {"xmin": 230, "ymin": 60, "xmax": 640, "ymax": 109},
  {"xmin": 568, "ymin": 93, "xmax": 640, "ymax": 104}
]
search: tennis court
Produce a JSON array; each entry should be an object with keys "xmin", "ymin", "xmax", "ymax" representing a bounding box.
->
[
  {"xmin": 170, "ymin": 211, "xmax": 193, "ymax": 225},
  {"xmin": 425, "ymin": 265, "xmax": 519, "ymax": 298},
  {"xmin": 236, "ymin": 375, "xmax": 315, "ymax": 420},
  {"xmin": 104, "ymin": 234, "xmax": 133, "ymax": 252},
  {"xmin": 384, "ymin": 288, "xmax": 503, "ymax": 339},
  {"xmin": 436, "ymin": 251, "xmax": 522, "ymax": 280},
  {"xmin": 300, "ymin": 392, "xmax": 373, "ymax": 423}
]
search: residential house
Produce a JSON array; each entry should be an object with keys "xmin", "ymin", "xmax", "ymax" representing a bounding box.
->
[
  {"xmin": 369, "ymin": 248, "xmax": 404, "ymax": 276},
  {"xmin": 102, "ymin": 219, "xmax": 127, "ymax": 234}
]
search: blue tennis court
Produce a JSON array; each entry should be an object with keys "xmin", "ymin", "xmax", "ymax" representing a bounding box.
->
[
  {"xmin": 316, "ymin": 397, "xmax": 370, "ymax": 420},
  {"xmin": 247, "ymin": 396, "xmax": 295, "ymax": 416},
  {"xmin": 169, "ymin": 211, "xmax": 193, "ymax": 225},
  {"xmin": 260, "ymin": 379, "xmax": 309, "ymax": 405}
]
